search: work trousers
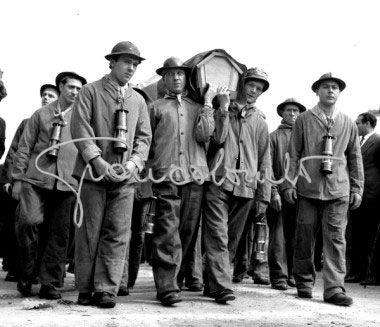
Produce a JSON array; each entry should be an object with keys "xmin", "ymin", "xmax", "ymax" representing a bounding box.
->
[
  {"xmin": 75, "ymin": 180, "xmax": 134, "ymax": 295},
  {"xmin": 267, "ymin": 199, "xmax": 297, "ymax": 284},
  {"xmin": 120, "ymin": 194, "xmax": 146, "ymax": 289},
  {"xmin": 203, "ymin": 183, "xmax": 253, "ymax": 293},
  {"xmin": 233, "ymin": 204, "xmax": 269, "ymax": 281},
  {"xmin": 152, "ymin": 182, "xmax": 203, "ymax": 298},
  {"xmin": 294, "ymin": 196, "xmax": 349, "ymax": 299},
  {"xmin": 350, "ymin": 198, "xmax": 380, "ymax": 280},
  {"xmin": 181, "ymin": 224, "xmax": 203, "ymax": 288},
  {"xmin": 2, "ymin": 193, "xmax": 21, "ymax": 277},
  {"xmin": 15, "ymin": 182, "xmax": 74, "ymax": 287}
]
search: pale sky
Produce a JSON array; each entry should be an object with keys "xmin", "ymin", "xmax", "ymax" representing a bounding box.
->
[{"xmin": 1, "ymin": 0, "xmax": 380, "ymax": 161}]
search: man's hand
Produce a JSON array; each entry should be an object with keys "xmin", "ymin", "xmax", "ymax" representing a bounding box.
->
[
  {"xmin": 255, "ymin": 200, "xmax": 268, "ymax": 221},
  {"xmin": 284, "ymin": 189, "xmax": 297, "ymax": 204},
  {"xmin": 123, "ymin": 160, "xmax": 137, "ymax": 181},
  {"xmin": 12, "ymin": 181, "xmax": 22, "ymax": 201},
  {"xmin": 3, "ymin": 183, "xmax": 12, "ymax": 195},
  {"xmin": 350, "ymin": 193, "xmax": 362, "ymax": 210},
  {"xmin": 216, "ymin": 85, "xmax": 230, "ymax": 112},
  {"xmin": 204, "ymin": 84, "xmax": 230, "ymax": 112},
  {"xmin": 270, "ymin": 194, "xmax": 282, "ymax": 212},
  {"xmin": 91, "ymin": 156, "xmax": 118, "ymax": 183},
  {"xmin": 204, "ymin": 83, "xmax": 218, "ymax": 107}
]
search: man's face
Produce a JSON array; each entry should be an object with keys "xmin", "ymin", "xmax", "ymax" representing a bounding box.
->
[
  {"xmin": 317, "ymin": 81, "xmax": 340, "ymax": 106},
  {"xmin": 41, "ymin": 87, "xmax": 58, "ymax": 106},
  {"xmin": 110, "ymin": 54, "xmax": 139, "ymax": 86},
  {"xmin": 163, "ymin": 69, "xmax": 186, "ymax": 94},
  {"xmin": 282, "ymin": 104, "xmax": 300, "ymax": 126},
  {"xmin": 59, "ymin": 78, "xmax": 83, "ymax": 105},
  {"xmin": 355, "ymin": 116, "xmax": 368, "ymax": 136},
  {"xmin": 244, "ymin": 80, "xmax": 265, "ymax": 105}
]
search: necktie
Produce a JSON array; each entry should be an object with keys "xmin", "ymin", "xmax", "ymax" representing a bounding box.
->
[{"xmin": 360, "ymin": 136, "xmax": 365, "ymax": 146}]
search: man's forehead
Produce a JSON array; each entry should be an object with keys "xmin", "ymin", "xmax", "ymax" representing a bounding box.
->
[
  {"xmin": 245, "ymin": 79, "xmax": 265, "ymax": 87},
  {"xmin": 65, "ymin": 77, "xmax": 83, "ymax": 86}
]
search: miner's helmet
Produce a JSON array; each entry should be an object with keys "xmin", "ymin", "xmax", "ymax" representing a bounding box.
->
[
  {"xmin": 40, "ymin": 84, "xmax": 59, "ymax": 97},
  {"xmin": 156, "ymin": 57, "xmax": 191, "ymax": 76},
  {"xmin": 276, "ymin": 98, "xmax": 306, "ymax": 117},
  {"xmin": 311, "ymin": 72, "xmax": 346, "ymax": 92},
  {"xmin": 244, "ymin": 67, "xmax": 270, "ymax": 92},
  {"xmin": 55, "ymin": 72, "xmax": 87, "ymax": 88},
  {"xmin": 105, "ymin": 41, "xmax": 145, "ymax": 62}
]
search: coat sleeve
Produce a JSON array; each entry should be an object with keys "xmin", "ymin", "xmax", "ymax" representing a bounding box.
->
[
  {"xmin": 194, "ymin": 106, "xmax": 215, "ymax": 143},
  {"xmin": 255, "ymin": 119, "xmax": 271, "ymax": 203},
  {"xmin": 70, "ymin": 86, "xmax": 102, "ymax": 164},
  {"xmin": 346, "ymin": 122, "xmax": 364, "ymax": 196},
  {"xmin": 211, "ymin": 110, "xmax": 229, "ymax": 144},
  {"xmin": 0, "ymin": 117, "xmax": 5, "ymax": 160},
  {"xmin": 12, "ymin": 113, "xmax": 39, "ymax": 181},
  {"xmin": 270, "ymin": 132, "xmax": 279, "ymax": 198},
  {"xmin": 0, "ymin": 119, "xmax": 27, "ymax": 183},
  {"xmin": 129, "ymin": 98, "xmax": 152, "ymax": 172},
  {"xmin": 283, "ymin": 116, "xmax": 303, "ymax": 190}
]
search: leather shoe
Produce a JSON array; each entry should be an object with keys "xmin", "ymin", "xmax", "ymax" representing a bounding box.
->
[
  {"xmin": 92, "ymin": 292, "xmax": 116, "ymax": 308},
  {"xmin": 185, "ymin": 283, "xmax": 203, "ymax": 292},
  {"xmin": 39, "ymin": 284, "xmax": 61, "ymax": 300},
  {"xmin": 287, "ymin": 278, "xmax": 296, "ymax": 288},
  {"xmin": 297, "ymin": 289, "xmax": 312, "ymax": 298},
  {"xmin": 160, "ymin": 292, "xmax": 182, "ymax": 306},
  {"xmin": 215, "ymin": 289, "xmax": 235, "ymax": 304},
  {"xmin": 17, "ymin": 280, "xmax": 32, "ymax": 297},
  {"xmin": 272, "ymin": 281, "xmax": 288, "ymax": 291},
  {"xmin": 253, "ymin": 277, "xmax": 270, "ymax": 285},
  {"xmin": 345, "ymin": 274, "xmax": 362, "ymax": 283},
  {"xmin": 78, "ymin": 292, "xmax": 93, "ymax": 306},
  {"xmin": 232, "ymin": 275, "xmax": 242, "ymax": 283},
  {"xmin": 324, "ymin": 293, "xmax": 353, "ymax": 306},
  {"xmin": 117, "ymin": 287, "xmax": 130, "ymax": 296}
]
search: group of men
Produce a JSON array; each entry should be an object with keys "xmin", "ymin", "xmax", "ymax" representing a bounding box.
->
[{"xmin": 0, "ymin": 40, "xmax": 377, "ymax": 310}]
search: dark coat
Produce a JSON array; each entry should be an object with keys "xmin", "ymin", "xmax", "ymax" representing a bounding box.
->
[{"xmin": 361, "ymin": 133, "xmax": 380, "ymax": 199}]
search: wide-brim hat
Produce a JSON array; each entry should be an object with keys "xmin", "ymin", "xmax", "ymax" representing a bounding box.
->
[
  {"xmin": 277, "ymin": 98, "xmax": 306, "ymax": 117},
  {"xmin": 156, "ymin": 56, "xmax": 191, "ymax": 76},
  {"xmin": 105, "ymin": 41, "xmax": 145, "ymax": 62},
  {"xmin": 40, "ymin": 84, "xmax": 59, "ymax": 97},
  {"xmin": 244, "ymin": 67, "xmax": 270, "ymax": 92},
  {"xmin": 55, "ymin": 72, "xmax": 87, "ymax": 88},
  {"xmin": 311, "ymin": 72, "xmax": 346, "ymax": 92}
]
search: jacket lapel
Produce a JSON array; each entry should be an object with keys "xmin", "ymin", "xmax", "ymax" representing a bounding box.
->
[{"xmin": 361, "ymin": 133, "xmax": 376, "ymax": 154}]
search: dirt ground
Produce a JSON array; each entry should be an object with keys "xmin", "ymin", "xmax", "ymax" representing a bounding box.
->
[{"xmin": 0, "ymin": 261, "xmax": 379, "ymax": 327}]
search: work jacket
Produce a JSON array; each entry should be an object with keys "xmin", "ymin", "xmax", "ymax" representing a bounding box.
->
[
  {"xmin": 71, "ymin": 74, "xmax": 151, "ymax": 183},
  {"xmin": 270, "ymin": 122, "xmax": 292, "ymax": 197},
  {"xmin": 12, "ymin": 101, "xmax": 78, "ymax": 191},
  {"xmin": 286, "ymin": 106, "xmax": 364, "ymax": 200},
  {"xmin": 0, "ymin": 119, "xmax": 28, "ymax": 184},
  {"xmin": 208, "ymin": 101, "xmax": 271, "ymax": 201},
  {"xmin": 149, "ymin": 95, "xmax": 214, "ymax": 182}
]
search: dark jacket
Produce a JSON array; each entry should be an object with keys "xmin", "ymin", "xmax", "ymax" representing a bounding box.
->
[{"xmin": 361, "ymin": 132, "xmax": 380, "ymax": 199}]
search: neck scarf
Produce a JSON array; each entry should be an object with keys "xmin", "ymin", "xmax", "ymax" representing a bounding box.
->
[
  {"xmin": 165, "ymin": 90, "xmax": 188, "ymax": 106},
  {"xmin": 54, "ymin": 102, "xmax": 72, "ymax": 126}
]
